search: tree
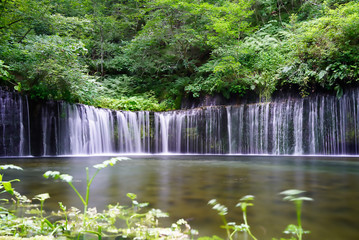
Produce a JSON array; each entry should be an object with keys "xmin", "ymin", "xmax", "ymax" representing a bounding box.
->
[
  {"xmin": 1, "ymin": 35, "xmax": 99, "ymax": 103},
  {"xmin": 0, "ymin": 0, "xmax": 53, "ymax": 43}
]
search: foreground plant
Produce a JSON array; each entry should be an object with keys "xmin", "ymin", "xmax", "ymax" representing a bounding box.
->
[
  {"xmin": 208, "ymin": 195, "xmax": 257, "ymax": 240},
  {"xmin": 208, "ymin": 190, "xmax": 312, "ymax": 240},
  {"xmin": 0, "ymin": 165, "xmax": 22, "ymax": 217},
  {"xmin": 1, "ymin": 162, "xmax": 314, "ymax": 240},
  {"xmin": 44, "ymin": 157, "xmax": 129, "ymax": 227},
  {"xmin": 277, "ymin": 189, "xmax": 313, "ymax": 240},
  {"xmin": 236, "ymin": 195, "xmax": 257, "ymax": 240},
  {"xmin": 42, "ymin": 157, "xmax": 196, "ymax": 239},
  {"xmin": 0, "ymin": 164, "xmax": 23, "ymax": 196},
  {"xmin": 0, "ymin": 159, "xmax": 195, "ymax": 239}
]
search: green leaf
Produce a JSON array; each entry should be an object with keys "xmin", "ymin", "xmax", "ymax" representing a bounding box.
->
[
  {"xmin": 292, "ymin": 196, "xmax": 313, "ymax": 202},
  {"xmin": 93, "ymin": 157, "xmax": 130, "ymax": 169},
  {"xmin": 43, "ymin": 218, "xmax": 54, "ymax": 229},
  {"xmin": 240, "ymin": 195, "xmax": 254, "ymax": 201},
  {"xmin": 284, "ymin": 224, "xmax": 300, "ymax": 234},
  {"xmin": 43, "ymin": 171, "xmax": 61, "ymax": 179},
  {"xmin": 43, "ymin": 171, "xmax": 73, "ymax": 182},
  {"xmin": 58, "ymin": 202, "xmax": 66, "ymax": 211},
  {"xmin": 33, "ymin": 193, "xmax": 50, "ymax": 202},
  {"xmin": 127, "ymin": 193, "xmax": 137, "ymax": 200},
  {"xmin": 318, "ymin": 70, "xmax": 327, "ymax": 80},
  {"xmin": 59, "ymin": 174, "xmax": 73, "ymax": 183},
  {"xmin": 212, "ymin": 203, "xmax": 228, "ymax": 215},
  {"xmin": 2, "ymin": 182, "xmax": 14, "ymax": 195},
  {"xmin": 280, "ymin": 189, "xmax": 305, "ymax": 196},
  {"xmin": 208, "ymin": 199, "xmax": 217, "ymax": 205},
  {"xmin": 149, "ymin": 208, "xmax": 169, "ymax": 218},
  {"xmin": 0, "ymin": 165, "xmax": 23, "ymax": 171}
]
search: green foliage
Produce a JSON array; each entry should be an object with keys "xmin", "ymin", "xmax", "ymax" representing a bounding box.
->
[
  {"xmin": 116, "ymin": 0, "xmax": 254, "ymax": 101},
  {"xmin": 0, "ymin": 160, "xmax": 196, "ymax": 239},
  {"xmin": 186, "ymin": 22, "xmax": 293, "ymax": 100},
  {"xmin": 0, "ymin": 164, "xmax": 23, "ymax": 171},
  {"xmin": 1, "ymin": 0, "xmax": 359, "ymax": 110},
  {"xmin": 273, "ymin": 189, "xmax": 313, "ymax": 240},
  {"xmin": 0, "ymin": 60, "xmax": 10, "ymax": 82},
  {"xmin": 200, "ymin": 0, "xmax": 254, "ymax": 47},
  {"xmin": 49, "ymin": 14, "xmax": 94, "ymax": 39},
  {"xmin": 1, "ymin": 35, "xmax": 100, "ymax": 103},
  {"xmin": 208, "ymin": 195, "xmax": 257, "ymax": 240},
  {"xmin": 0, "ymin": 0, "xmax": 53, "ymax": 42},
  {"xmin": 1, "ymin": 164, "xmax": 315, "ymax": 240},
  {"xmin": 97, "ymin": 95, "xmax": 165, "ymax": 111},
  {"xmin": 280, "ymin": 2, "xmax": 359, "ymax": 95},
  {"xmin": 209, "ymin": 190, "xmax": 313, "ymax": 240},
  {"xmin": 33, "ymin": 193, "xmax": 50, "ymax": 218},
  {"xmin": 0, "ymin": 165, "xmax": 22, "ymax": 196},
  {"xmin": 44, "ymin": 157, "xmax": 130, "ymax": 227}
]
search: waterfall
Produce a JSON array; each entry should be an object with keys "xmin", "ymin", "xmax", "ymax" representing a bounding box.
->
[
  {"xmin": 0, "ymin": 89, "xmax": 30, "ymax": 156},
  {"xmin": 226, "ymin": 106, "xmax": 232, "ymax": 154},
  {"xmin": 116, "ymin": 111, "xmax": 150, "ymax": 153},
  {"xmin": 1, "ymin": 88, "xmax": 359, "ymax": 156},
  {"xmin": 41, "ymin": 103, "xmax": 152, "ymax": 155}
]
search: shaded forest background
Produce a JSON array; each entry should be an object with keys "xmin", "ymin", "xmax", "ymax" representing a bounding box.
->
[{"xmin": 1, "ymin": 0, "xmax": 358, "ymax": 111}]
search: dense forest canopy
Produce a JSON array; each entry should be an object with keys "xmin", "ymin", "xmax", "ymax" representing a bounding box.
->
[{"xmin": 0, "ymin": 0, "xmax": 358, "ymax": 111}]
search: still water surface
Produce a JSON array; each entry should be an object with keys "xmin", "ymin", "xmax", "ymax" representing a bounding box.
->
[{"xmin": 1, "ymin": 155, "xmax": 359, "ymax": 240}]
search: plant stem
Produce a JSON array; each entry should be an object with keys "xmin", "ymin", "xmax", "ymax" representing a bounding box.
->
[
  {"xmin": 220, "ymin": 215, "xmax": 232, "ymax": 240},
  {"xmin": 243, "ymin": 210, "xmax": 257, "ymax": 240},
  {"xmin": 84, "ymin": 167, "xmax": 100, "ymax": 226},
  {"xmin": 296, "ymin": 200, "xmax": 303, "ymax": 240},
  {"xmin": 67, "ymin": 180, "xmax": 87, "ymax": 226},
  {"xmin": 40, "ymin": 201, "xmax": 43, "ymax": 218},
  {"xmin": 68, "ymin": 182, "xmax": 86, "ymax": 205},
  {"xmin": 83, "ymin": 167, "xmax": 90, "ymax": 226}
]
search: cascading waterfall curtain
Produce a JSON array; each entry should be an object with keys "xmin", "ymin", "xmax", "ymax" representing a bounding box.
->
[{"xmin": 1, "ymin": 88, "xmax": 359, "ymax": 156}]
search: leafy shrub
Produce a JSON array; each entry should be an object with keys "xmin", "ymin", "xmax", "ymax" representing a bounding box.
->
[
  {"xmin": 0, "ymin": 35, "xmax": 100, "ymax": 104},
  {"xmin": 186, "ymin": 22, "xmax": 293, "ymax": 100},
  {"xmin": 97, "ymin": 95, "xmax": 164, "ymax": 112},
  {"xmin": 280, "ymin": 2, "xmax": 359, "ymax": 95}
]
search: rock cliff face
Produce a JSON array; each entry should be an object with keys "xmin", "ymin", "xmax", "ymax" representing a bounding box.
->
[{"xmin": 1, "ymin": 88, "xmax": 359, "ymax": 156}]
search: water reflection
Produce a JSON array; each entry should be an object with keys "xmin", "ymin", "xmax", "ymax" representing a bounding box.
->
[{"xmin": 1, "ymin": 155, "xmax": 359, "ymax": 240}]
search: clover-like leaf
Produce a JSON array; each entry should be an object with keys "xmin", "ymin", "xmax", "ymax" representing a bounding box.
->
[
  {"xmin": 240, "ymin": 195, "xmax": 254, "ymax": 202},
  {"xmin": 212, "ymin": 203, "xmax": 228, "ymax": 215},
  {"xmin": 236, "ymin": 195, "xmax": 255, "ymax": 210},
  {"xmin": 0, "ymin": 165, "xmax": 23, "ymax": 171},
  {"xmin": 176, "ymin": 219, "xmax": 188, "ymax": 225},
  {"xmin": 284, "ymin": 224, "xmax": 300, "ymax": 234},
  {"xmin": 280, "ymin": 189, "xmax": 313, "ymax": 202},
  {"xmin": 43, "ymin": 171, "xmax": 61, "ymax": 180},
  {"xmin": 280, "ymin": 189, "xmax": 305, "ymax": 196},
  {"xmin": 208, "ymin": 199, "xmax": 217, "ymax": 205},
  {"xmin": 59, "ymin": 174, "xmax": 73, "ymax": 183},
  {"xmin": 233, "ymin": 223, "xmax": 247, "ymax": 232},
  {"xmin": 149, "ymin": 208, "xmax": 169, "ymax": 218},
  {"xmin": 93, "ymin": 157, "xmax": 130, "ymax": 170},
  {"xmin": 292, "ymin": 196, "xmax": 313, "ymax": 202},
  {"xmin": 43, "ymin": 171, "xmax": 73, "ymax": 182},
  {"xmin": 33, "ymin": 193, "xmax": 50, "ymax": 202}
]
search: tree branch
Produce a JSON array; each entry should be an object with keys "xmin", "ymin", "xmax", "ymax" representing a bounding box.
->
[
  {"xmin": 0, "ymin": 18, "xmax": 24, "ymax": 29},
  {"xmin": 18, "ymin": 28, "xmax": 32, "ymax": 43}
]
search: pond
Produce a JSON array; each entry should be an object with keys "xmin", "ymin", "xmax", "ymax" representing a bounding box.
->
[{"xmin": 1, "ymin": 155, "xmax": 359, "ymax": 240}]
